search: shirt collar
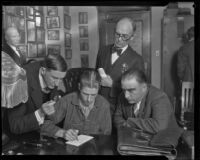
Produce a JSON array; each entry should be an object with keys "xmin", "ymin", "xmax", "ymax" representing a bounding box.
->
[
  {"xmin": 9, "ymin": 44, "xmax": 21, "ymax": 57},
  {"xmin": 39, "ymin": 68, "xmax": 47, "ymax": 90},
  {"xmin": 121, "ymin": 45, "xmax": 128, "ymax": 54}
]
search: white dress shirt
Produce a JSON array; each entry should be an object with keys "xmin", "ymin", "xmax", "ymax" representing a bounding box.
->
[{"xmin": 111, "ymin": 45, "xmax": 128, "ymax": 64}]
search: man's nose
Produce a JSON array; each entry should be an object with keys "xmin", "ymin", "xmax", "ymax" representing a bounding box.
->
[
  {"xmin": 87, "ymin": 95, "xmax": 91, "ymax": 102},
  {"xmin": 125, "ymin": 91, "xmax": 129, "ymax": 99}
]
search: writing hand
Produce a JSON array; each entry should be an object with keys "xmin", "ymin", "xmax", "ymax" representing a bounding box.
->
[{"xmin": 63, "ymin": 129, "xmax": 79, "ymax": 141}]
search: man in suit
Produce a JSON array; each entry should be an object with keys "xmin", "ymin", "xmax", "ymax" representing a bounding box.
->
[
  {"xmin": 2, "ymin": 27, "xmax": 27, "ymax": 67},
  {"xmin": 114, "ymin": 68, "xmax": 182, "ymax": 134},
  {"xmin": 7, "ymin": 54, "xmax": 67, "ymax": 134},
  {"xmin": 177, "ymin": 26, "xmax": 194, "ymax": 83},
  {"xmin": 96, "ymin": 17, "xmax": 145, "ymax": 116}
]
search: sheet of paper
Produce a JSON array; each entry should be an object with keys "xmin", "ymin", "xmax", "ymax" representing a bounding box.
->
[{"xmin": 65, "ymin": 135, "xmax": 94, "ymax": 147}]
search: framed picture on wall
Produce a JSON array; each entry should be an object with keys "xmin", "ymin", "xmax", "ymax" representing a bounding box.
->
[
  {"xmin": 36, "ymin": 28, "xmax": 45, "ymax": 42},
  {"xmin": 36, "ymin": 16, "xmax": 44, "ymax": 27},
  {"xmin": 15, "ymin": 6, "xmax": 25, "ymax": 17},
  {"xmin": 37, "ymin": 43, "xmax": 46, "ymax": 57},
  {"xmin": 28, "ymin": 43, "xmax": 37, "ymax": 58},
  {"xmin": 47, "ymin": 30, "xmax": 60, "ymax": 40},
  {"xmin": 47, "ymin": 45, "xmax": 61, "ymax": 55},
  {"xmin": 65, "ymin": 33, "xmax": 71, "ymax": 47},
  {"xmin": 64, "ymin": 14, "xmax": 71, "ymax": 29},
  {"xmin": 79, "ymin": 26, "xmax": 88, "ymax": 38},
  {"xmin": 27, "ymin": 21, "xmax": 36, "ymax": 42},
  {"xmin": 47, "ymin": 6, "xmax": 58, "ymax": 16},
  {"xmin": 26, "ymin": 6, "xmax": 34, "ymax": 20},
  {"xmin": 46, "ymin": 17, "xmax": 60, "ymax": 29},
  {"xmin": 65, "ymin": 49, "xmax": 72, "ymax": 59},
  {"xmin": 79, "ymin": 12, "xmax": 88, "ymax": 24},
  {"xmin": 80, "ymin": 39, "xmax": 89, "ymax": 51},
  {"xmin": 81, "ymin": 54, "xmax": 89, "ymax": 68},
  {"xmin": 5, "ymin": 6, "xmax": 15, "ymax": 15}
]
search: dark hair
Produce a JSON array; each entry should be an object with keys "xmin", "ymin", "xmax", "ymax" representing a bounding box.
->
[
  {"xmin": 121, "ymin": 68, "xmax": 147, "ymax": 84},
  {"xmin": 187, "ymin": 26, "xmax": 194, "ymax": 40},
  {"xmin": 42, "ymin": 54, "xmax": 67, "ymax": 72},
  {"xmin": 79, "ymin": 69, "xmax": 101, "ymax": 90}
]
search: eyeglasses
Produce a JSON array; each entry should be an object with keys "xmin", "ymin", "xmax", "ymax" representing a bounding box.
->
[{"xmin": 115, "ymin": 32, "xmax": 132, "ymax": 41}]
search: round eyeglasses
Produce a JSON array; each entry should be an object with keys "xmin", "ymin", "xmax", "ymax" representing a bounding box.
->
[{"xmin": 115, "ymin": 32, "xmax": 132, "ymax": 41}]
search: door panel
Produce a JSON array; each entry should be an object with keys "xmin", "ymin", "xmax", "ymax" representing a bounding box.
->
[{"xmin": 98, "ymin": 7, "xmax": 151, "ymax": 81}]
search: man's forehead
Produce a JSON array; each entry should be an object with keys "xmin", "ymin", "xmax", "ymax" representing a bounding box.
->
[
  {"xmin": 48, "ymin": 69, "xmax": 66, "ymax": 78},
  {"xmin": 81, "ymin": 87, "xmax": 98, "ymax": 94}
]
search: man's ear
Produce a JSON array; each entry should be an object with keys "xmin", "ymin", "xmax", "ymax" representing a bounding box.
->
[
  {"xmin": 130, "ymin": 34, "xmax": 135, "ymax": 41},
  {"xmin": 142, "ymin": 83, "xmax": 147, "ymax": 92}
]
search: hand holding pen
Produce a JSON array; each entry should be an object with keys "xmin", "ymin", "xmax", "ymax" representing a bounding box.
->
[{"xmin": 63, "ymin": 129, "xmax": 79, "ymax": 141}]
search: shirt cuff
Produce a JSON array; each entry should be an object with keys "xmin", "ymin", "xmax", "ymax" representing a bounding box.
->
[{"xmin": 35, "ymin": 110, "xmax": 45, "ymax": 125}]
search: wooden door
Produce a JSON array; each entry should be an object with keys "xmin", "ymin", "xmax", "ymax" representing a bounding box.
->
[{"xmin": 98, "ymin": 7, "xmax": 151, "ymax": 82}]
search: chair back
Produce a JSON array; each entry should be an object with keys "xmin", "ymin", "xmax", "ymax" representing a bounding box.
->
[
  {"xmin": 63, "ymin": 68, "xmax": 95, "ymax": 94},
  {"xmin": 180, "ymin": 82, "xmax": 194, "ymax": 122}
]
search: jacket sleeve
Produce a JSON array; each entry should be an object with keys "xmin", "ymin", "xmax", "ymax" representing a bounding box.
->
[
  {"xmin": 40, "ymin": 98, "xmax": 67, "ymax": 137},
  {"xmin": 177, "ymin": 47, "xmax": 187, "ymax": 81},
  {"xmin": 8, "ymin": 103, "xmax": 40, "ymax": 134},
  {"xmin": 126, "ymin": 93, "xmax": 173, "ymax": 134},
  {"xmin": 100, "ymin": 101, "xmax": 112, "ymax": 135},
  {"xmin": 113, "ymin": 96, "xmax": 127, "ymax": 128}
]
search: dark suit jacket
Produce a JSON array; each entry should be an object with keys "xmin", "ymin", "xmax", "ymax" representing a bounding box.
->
[
  {"xmin": 2, "ymin": 42, "xmax": 27, "ymax": 67},
  {"xmin": 7, "ymin": 61, "xmax": 58, "ymax": 134},
  {"xmin": 96, "ymin": 44, "xmax": 145, "ymax": 114},
  {"xmin": 177, "ymin": 40, "xmax": 194, "ymax": 82},
  {"xmin": 114, "ymin": 85, "xmax": 183, "ymax": 135}
]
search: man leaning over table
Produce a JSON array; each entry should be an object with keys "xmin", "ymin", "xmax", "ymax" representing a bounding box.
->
[
  {"xmin": 41, "ymin": 70, "xmax": 112, "ymax": 141},
  {"xmin": 114, "ymin": 68, "xmax": 182, "ymax": 134},
  {"xmin": 7, "ymin": 54, "xmax": 67, "ymax": 134}
]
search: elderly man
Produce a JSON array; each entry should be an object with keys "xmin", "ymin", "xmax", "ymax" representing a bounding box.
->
[
  {"xmin": 2, "ymin": 27, "xmax": 26, "ymax": 67},
  {"xmin": 96, "ymin": 17, "xmax": 145, "ymax": 116},
  {"xmin": 114, "ymin": 68, "xmax": 182, "ymax": 134},
  {"xmin": 7, "ymin": 54, "xmax": 67, "ymax": 134},
  {"xmin": 41, "ymin": 70, "xmax": 112, "ymax": 141}
]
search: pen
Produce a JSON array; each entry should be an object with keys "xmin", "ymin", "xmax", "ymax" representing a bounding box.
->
[{"xmin": 23, "ymin": 142, "xmax": 43, "ymax": 147}]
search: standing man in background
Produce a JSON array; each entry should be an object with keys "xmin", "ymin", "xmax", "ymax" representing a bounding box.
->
[
  {"xmin": 2, "ymin": 26, "xmax": 27, "ymax": 67},
  {"xmin": 96, "ymin": 17, "xmax": 145, "ymax": 117},
  {"xmin": 177, "ymin": 26, "xmax": 194, "ymax": 83}
]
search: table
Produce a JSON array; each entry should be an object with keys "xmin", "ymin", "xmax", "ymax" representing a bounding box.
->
[{"xmin": 2, "ymin": 132, "xmax": 118, "ymax": 155}]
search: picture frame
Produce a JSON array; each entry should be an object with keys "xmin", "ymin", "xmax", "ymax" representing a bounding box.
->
[
  {"xmin": 47, "ymin": 30, "xmax": 60, "ymax": 40},
  {"xmin": 47, "ymin": 45, "xmax": 61, "ymax": 55},
  {"xmin": 79, "ymin": 26, "xmax": 88, "ymax": 38},
  {"xmin": 65, "ymin": 49, "xmax": 72, "ymax": 59},
  {"xmin": 46, "ymin": 16, "xmax": 60, "ymax": 29},
  {"xmin": 79, "ymin": 12, "xmax": 88, "ymax": 24},
  {"xmin": 37, "ymin": 43, "xmax": 46, "ymax": 57},
  {"xmin": 27, "ymin": 21, "xmax": 36, "ymax": 42},
  {"xmin": 65, "ymin": 33, "xmax": 71, "ymax": 47},
  {"xmin": 17, "ymin": 45, "xmax": 27, "ymax": 58},
  {"xmin": 15, "ymin": 6, "xmax": 25, "ymax": 17},
  {"xmin": 5, "ymin": 6, "xmax": 15, "ymax": 15},
  {"xmin": 64, "ymin": 14, "xmax": 71, "ymax": 29},
  {"xmin": 35, "ymin": 16, "xmax": 44, "ymax": 27},
  {"xmin": 28, "ymin": 43, "xmax": 37, "ymax": 58},
  {"xmin": 36, "ymin": 28, "xmax": 45, "ymax": 42},
  {"xmin": 81, "ymin": 54, "xmax": 89, "ymax": 68},
  {"xmin": 47, "ymin": 6, "xmax": 58, "ymax": 16},
  {"xmin": 26, "ymin": 6, "xmax": 34, "ymax": 20},
  {"xmin": 80, "ymin": 39, "xmax": 89, "ymax": 51}
]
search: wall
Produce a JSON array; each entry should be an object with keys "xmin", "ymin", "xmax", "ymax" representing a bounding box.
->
[{"xmin": 70, "ymin": 6, "xmax": 99, "ymax": 68}]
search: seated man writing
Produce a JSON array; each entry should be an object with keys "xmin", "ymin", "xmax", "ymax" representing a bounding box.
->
[
  {"xmin": 114, "ymin": 68, "xmax": 182, "ymax": 134},
  {"xmin": 41, "ymin": 69, "xmax": 112, "ymax": 141}
]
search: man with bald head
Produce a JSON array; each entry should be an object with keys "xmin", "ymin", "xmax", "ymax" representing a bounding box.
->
[
  {"xmin": 96, "ymin": 17, "xmax": 145, "ymax": 117},
  {"xmin": 2, "ymin": 27, "xmax": 26, "ymax": 67}
]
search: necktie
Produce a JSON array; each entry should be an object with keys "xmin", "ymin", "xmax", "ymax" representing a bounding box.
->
[
  {"xmin": 132, "ymin": 103, "xmax": 139, "ymax": 117},
  {"xmin": 16, "ymin": 47, "xmax": 21, "ymax": 56},
  {"xmin": 112, "ymin": 46, "xmax": 122, "ymax": 56}
]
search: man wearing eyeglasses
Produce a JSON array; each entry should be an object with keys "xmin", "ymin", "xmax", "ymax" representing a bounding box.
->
[{"xmin": 96, "ymin": 17, "xmax": 145, "ymax": 117}]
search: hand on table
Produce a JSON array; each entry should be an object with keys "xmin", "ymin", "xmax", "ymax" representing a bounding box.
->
[{"xmin": 63, "ymin": 129, "xmax": 79, "ymax": 141}]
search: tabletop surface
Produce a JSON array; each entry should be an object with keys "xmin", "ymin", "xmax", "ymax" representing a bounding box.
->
[{"xmin": 2, "ymin": 132, "xmax": 118, "ymax": 155}]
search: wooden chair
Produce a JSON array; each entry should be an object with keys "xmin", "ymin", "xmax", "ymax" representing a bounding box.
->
[
  {"xmin": 179, "ymin": 82, "xmax": 194, "ymax": 160},
  {"xmin": 63, "ymin": 68, "xmax": 95, "ymax": 94}
]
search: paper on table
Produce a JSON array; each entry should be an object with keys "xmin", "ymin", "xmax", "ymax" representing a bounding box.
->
[{"xmin": 65, "ymin": 135, "xmax": 94, "ymax": 147}]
